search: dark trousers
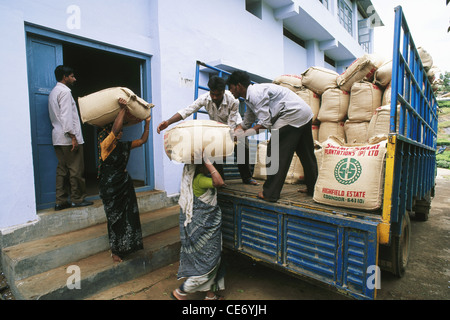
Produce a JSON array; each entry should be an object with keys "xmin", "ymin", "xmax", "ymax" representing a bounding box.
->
[
  {"xmin": 215, "ymin": 138, "xmax": 253, "ymax": 183},
  {"xmin": 54, "ymin": 145, "xmax": 87, "ymax": 204},
  {"xmin": 263, "ymin": 121, "xmax": 317, "ymax": 201}
]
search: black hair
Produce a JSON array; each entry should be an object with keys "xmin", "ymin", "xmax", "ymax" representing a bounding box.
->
[
  {"xmin": 226, "ymin": 70, "xmax": 251, "ymax": 87},
  {"xmin": 208, "ymin": 76, "xmax": 226, "ymax": 91},
  {"xmin": 54, "ymin": 65, "xmax": 74, "ymax": 82}
]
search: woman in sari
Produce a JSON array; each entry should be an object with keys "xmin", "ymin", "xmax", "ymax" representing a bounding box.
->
[
  {"xmin": 171, "ymin": 157, "xmax": 226, "ymax": 300},
  {"xmin": 98, "ymin": 98, "xmax": 151, "ymax": 263}
]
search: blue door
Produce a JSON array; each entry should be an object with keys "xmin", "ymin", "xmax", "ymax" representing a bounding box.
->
[{"xmin": 26, "ymin": 36, "xmax": 63, "ymax": 209}]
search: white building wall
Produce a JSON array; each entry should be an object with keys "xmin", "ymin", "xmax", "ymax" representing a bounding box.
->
[
  {"xmin": 283, "ymin": 37, "xmax": 308, "ymax": 75},
  {"xmin": 0, "ymin": 0, "xmax": 159, "ymax": 229},
  {"xmin": 0, "ymin": 6, "xmax": 36, "ymax": 228}
]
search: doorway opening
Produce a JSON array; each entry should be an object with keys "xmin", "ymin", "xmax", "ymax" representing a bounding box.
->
[{"xmin": 62, "ymin": 43, "xmax": 147, "ymax": 197}]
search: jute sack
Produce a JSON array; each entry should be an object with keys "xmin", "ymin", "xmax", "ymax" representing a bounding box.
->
[
  {"xmin": 301, "ymin": 67, "xmax": 339, "ymax": 95},
  {"xmin": 418, "ymin": 47, "xmax": 433, "ymax": 71},
  {"xmin": 285, "ymin": 155, "xmax": 304, "ymax": 184},
  {"xmin": 252, "ymin": 141, "xmax": 304, "ymax": 183},
  {"xmin": 164, "ymin": 120, "xmax": 234, "ymax": 163},
  {"xmin": 368, "ymin": 105, "xmax": 390, "ymax": 138},
  {"xmin": 312, "ymin": 124, "xmax": 320, "ymax": 142},
  {"xmin": 368, "ymin": 105, "xmax": 401, "ymax": 138},
  {"xmin": 382, "ymin": 84, "xmax": 392, "ymax": 105},
  {"xmin": 296, "ymin": 87, "xmax": 320, "ymax": 123},
  {"xmin": 253, "ymin": 141, "xmax": 268, "ymax": 180},
  {"xmin": 348, "ymin": 81, "xmax": 382, "ymax": 121},
  {"xmin": 313, "ymin": 136, "xmax": 387, "ymax": 211},
  {"xmin": 314, "ymin": 141, "xmax": 323, "ymax": 171},
  {"xmin": 273, "ymin": 74, "xmax": 303, "ymax": 92},
  {"xmin": 374, "ymin": 60, "xmax": 392, "ymax": 88},
  {"xmin": 344, "ymin": 120, "xmax": 369, "ymax": 143},
  {"xmin": 337, "ymin": 54, "xmax": 385, "ymax": 92},
  {"xmin": 318, "ymin": 121, "xmax": 345, "ymax": 143},
  {"xmin": 79, "ymin": 87, "xmax": 154, "ymax": 127},
  {"xmin": 318, "ymin": 88, "xmax": 350, "ymax": 122}
]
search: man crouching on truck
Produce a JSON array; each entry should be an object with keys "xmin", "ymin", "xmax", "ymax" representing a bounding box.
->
[
  {"xmin": 156, "ymin": 76, "xmax": 258, "ymax": 186},
  {"xmin": 227, "ymin": 70, "xmax": 318, "ymax": 202}
]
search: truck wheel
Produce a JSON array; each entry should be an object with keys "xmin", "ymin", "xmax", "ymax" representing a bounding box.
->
[{"xmin": 391, "ymin": 212, "xmax": 411, "ymax": 278}]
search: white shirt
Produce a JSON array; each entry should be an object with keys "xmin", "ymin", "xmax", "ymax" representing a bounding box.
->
[
  {"xmin": 177, "ymin": 90, "xmax": 242, "ymax": 129},
  {"xmin": 48, "ymin": 82, "xmax": 84, "ymax": 146},
  {"xmin": 242, "ymin": 83, "xmax": 313, "ymax": 130}
]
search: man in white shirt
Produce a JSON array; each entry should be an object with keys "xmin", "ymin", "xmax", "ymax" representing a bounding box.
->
[
  {"xmin": 48, "ymin": 65, "xmax": 93, "ymax": 210},
  {"xmin": 227, "ymin": 70, "xmax": 317, "ymax": 202},
  {"xmin": 157, "ymin": 76, "xmax": 258, "ymax": 185}
]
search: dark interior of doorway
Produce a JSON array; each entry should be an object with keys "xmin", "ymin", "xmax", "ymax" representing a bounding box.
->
[{"xmin": 62, "ymin": 43, "xmax": 145, "ymax": 196}]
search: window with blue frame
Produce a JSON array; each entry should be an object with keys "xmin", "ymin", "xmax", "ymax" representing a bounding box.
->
[{"xmin": 338, "ymin": 0, "xmax": 353, "ymax": 34}]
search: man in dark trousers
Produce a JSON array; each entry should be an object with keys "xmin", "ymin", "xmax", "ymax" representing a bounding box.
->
[
  {"xmin": 48, "ymin": 65, "xmax": 93, "ymax": 210},
  {"xmin": 227, "ymin": 70, "xmax": 317, "ymax": 202}
]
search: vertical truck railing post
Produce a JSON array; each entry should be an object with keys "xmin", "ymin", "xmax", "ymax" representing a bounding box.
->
[{"xmin": 381, "ymin": 5, "xmax": 438, "ymax": 244}]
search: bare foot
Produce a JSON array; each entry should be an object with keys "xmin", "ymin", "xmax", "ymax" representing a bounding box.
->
[{"xmin": 112, "ymin": 254, "xmax": 123, "ymax": 263}]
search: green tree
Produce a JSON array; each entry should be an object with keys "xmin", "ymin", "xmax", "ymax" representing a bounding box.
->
[{"xmin": 440, "ymin": 71, "xmax": 450, "ymax": 92}]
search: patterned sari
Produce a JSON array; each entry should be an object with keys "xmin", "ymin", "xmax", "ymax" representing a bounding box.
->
[
  {"xmin": 98, "ymin": 130, "xmax": 143, "ymax": 259},
  {"xmin": 177, "ymin": 164, "xmax": 225, "ymax": 293}
]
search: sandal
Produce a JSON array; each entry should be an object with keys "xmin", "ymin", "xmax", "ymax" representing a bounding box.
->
[
  {"xmin": 171, "ymin": 288, "xmax": 188, "ymax": 300},
  {"xmin": 204, "ymin": 294, "xmax": 224, "ymax": 300},
  {"xmin": 244, "ymin": 179, "xmax": 260, "ymax": 186}
]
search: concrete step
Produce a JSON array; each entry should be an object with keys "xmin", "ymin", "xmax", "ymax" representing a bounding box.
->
[
  {"xmin": 10, "ymin": 227, "xmax": 180, "ymax": 300},
  {"xmin": 2, "ymin": 205, "xmax": 180, "ymax": 282},
  {"xmin": 0, "ymin": 190, "xmax": 178, "ymax": 251}
]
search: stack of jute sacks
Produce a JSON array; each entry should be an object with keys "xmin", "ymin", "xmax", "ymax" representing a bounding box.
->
[
  {"xmin": 270, "ymin": 55, "xmax": 391, "ymax": 150},
  {"xmin": 267, "ymin": 47, "xmax": 436, "ymax": 210},
  {"xmin": 261, "ymin": 54, "xmax": 392, "ymax": 209},
  {"xmin": 78, "ymin": 87, "xmax": 154, "ymax": 127},
  {"xmin": 417, "ymin": 47, "xmax": 441, "ymax": 92},
  {"xmin": 163, "ymin": 119, "xmax": 234, "ymax": 164}
]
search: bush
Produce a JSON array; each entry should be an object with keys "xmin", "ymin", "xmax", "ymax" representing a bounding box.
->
[{"xmin": 436, "ymin": 159, "xmax": 450, "ymax": 169}]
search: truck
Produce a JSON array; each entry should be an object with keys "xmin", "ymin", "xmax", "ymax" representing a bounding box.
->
[{"xmin": 193, "ymin": 6, "xmax": 438, "ymax": 300}]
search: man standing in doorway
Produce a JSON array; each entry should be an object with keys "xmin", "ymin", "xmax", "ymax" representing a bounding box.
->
[
  {"xmin": 157, "ymin": 76, "xmax": 258, "ymax": 185},
  {"xmin": 227, "ymin": 70, "xmax": 318, "ymax": 202},
  {"xmin": 48, "ymin": 65, "xmax": 93, "ymax": 210}
]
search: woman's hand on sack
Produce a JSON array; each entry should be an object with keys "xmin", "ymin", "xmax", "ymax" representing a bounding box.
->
[{"xmin": 118, "ymin": 98, "xmax": 127, "ymax": 109}]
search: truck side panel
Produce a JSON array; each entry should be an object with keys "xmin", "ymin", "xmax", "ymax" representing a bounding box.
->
[{"xmin": 219, "ymin": 195, "xmax": 379, "ymax": 300}]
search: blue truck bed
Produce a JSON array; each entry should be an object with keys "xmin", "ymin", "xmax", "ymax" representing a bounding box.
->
[{"xmin": 218, "ymin": 180, "xmax": 381, "ymax": 300}]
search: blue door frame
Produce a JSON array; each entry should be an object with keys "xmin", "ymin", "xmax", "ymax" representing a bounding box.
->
[{"xmin": 25, "ymin": 24, "xmax": 155, "ymax": 210}]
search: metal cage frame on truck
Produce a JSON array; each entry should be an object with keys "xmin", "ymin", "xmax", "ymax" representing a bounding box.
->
[{"xmin": 192, "ymin": 5, "xmax": 438, "ymax": 300}]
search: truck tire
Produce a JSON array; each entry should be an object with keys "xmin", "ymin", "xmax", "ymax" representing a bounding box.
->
[{"xmin": 391, "ymin": 212, "xmax": 411, "ymax": 278}]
